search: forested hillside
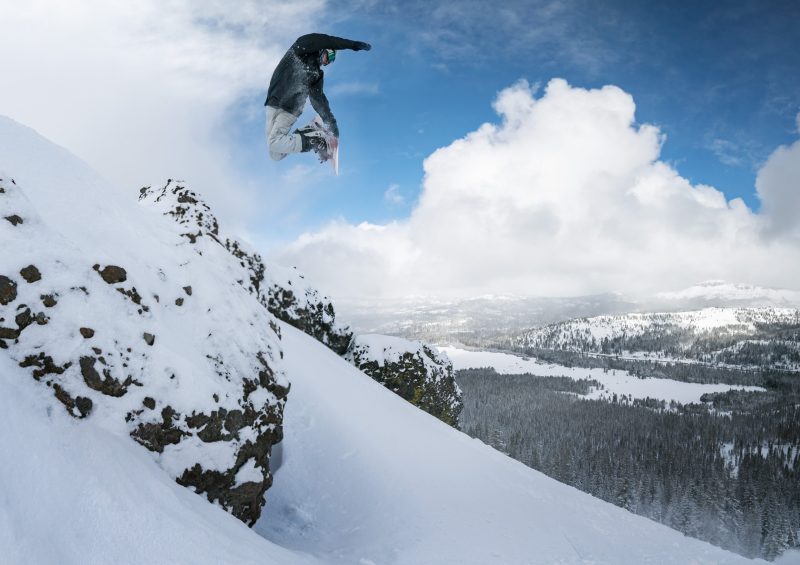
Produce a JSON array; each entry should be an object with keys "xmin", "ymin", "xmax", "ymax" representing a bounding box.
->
[
  {"xmin": 516, "ymin": 308, "xmax": 800, "ymax": 371},
  {"xmin": 457, "ymin": 368, "xmax": 800, "ymax": 560}
]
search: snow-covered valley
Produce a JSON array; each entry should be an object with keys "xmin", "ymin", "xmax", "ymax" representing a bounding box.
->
[{"xmin": 442, "ymin": 346, "xmax": 765, "ymax": 404}]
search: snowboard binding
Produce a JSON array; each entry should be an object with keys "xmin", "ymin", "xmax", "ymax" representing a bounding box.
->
[{"xmin": 296, "ymin": 117, "xmax": 339, "ymax": 174}]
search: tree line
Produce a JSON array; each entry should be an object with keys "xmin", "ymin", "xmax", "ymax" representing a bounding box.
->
[{"xmin": 456, "ymin": 368, "xmax": 800, "ymax": 561}]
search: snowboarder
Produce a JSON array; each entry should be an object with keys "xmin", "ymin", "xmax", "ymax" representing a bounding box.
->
[{"xmin": 264, "ymin": 33, "xmax": 371, "ymax": 163}]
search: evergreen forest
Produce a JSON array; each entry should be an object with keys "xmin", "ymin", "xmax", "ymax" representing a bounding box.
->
[{"xmin": 456, "ymin": 367, "xmax": 800, "ymax": 560}]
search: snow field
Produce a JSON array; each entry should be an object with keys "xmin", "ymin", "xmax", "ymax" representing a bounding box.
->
[{"xmin": 441, "ymin": 346, "xmax": 764, "ymax": 404}]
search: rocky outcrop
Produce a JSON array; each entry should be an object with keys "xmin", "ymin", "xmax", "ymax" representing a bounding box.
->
[
  {"xmin": 2, "ymin": 174, "xmax": 289, "ymax": 525},
  {"xmin": 345, "ymin": 334, "xmax": 463, "ymax": 427},
  {"xmin": 139, "ymin": 181, "xmax": 352, "ymax": 355}
]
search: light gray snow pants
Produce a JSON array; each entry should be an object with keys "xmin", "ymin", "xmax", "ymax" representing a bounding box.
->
[{"xmin": 266, "ymin": 106, "xmax": 303, "ymax": 161}]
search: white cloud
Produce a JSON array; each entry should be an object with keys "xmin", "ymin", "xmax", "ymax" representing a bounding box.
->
[
  {"xmin": 756, "ymin": 136, "xmax": 800, "ymax": 238},
  {"xmin": 384, "ymin": 184, "xmax": 405, "ymax": 205},
  {"xmin": 277, "ymin": 79, "xmax": 800, "ymax": 300},
  {"xmin": 0, "ymin": 0, "xmax": 324, "ymax": 228}
]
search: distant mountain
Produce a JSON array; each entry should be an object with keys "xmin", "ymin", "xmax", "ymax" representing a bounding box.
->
[
  {"xmin": 336, "ymin": 281, "xmax": 800, "ymax": 344},
  {"xmin": 517, "ymin": 307, "xmax": 800, "ymax": 371},
  {"xmin": 337, "ymin": 293, "xmax": 637, "ymax": 341}
]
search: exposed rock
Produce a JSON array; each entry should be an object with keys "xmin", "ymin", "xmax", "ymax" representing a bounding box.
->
[
  {"xmin": 19, "ymin": 353, "xmax": 71, "ymax": 380},
  {"xmin": 178, "ymin": 456, "xmax": 271, "ymax": 527},
  {"xmin": 130, "ymin": 406, "xmax": 185, "ymax": 452},
  {"xmin": 53, "ymin": 383, "xmax": 93, "ymax": 418},
  {"xmin": 139, "ymin": 180, "xmax": 220, "ymax": 243},
  {"xmin": 225, "ymin": 239, "xmax": 353, "ymax": 354},
  {"xmin": 79, "ymin": 356, "xmax": 134, "ymax": 397},
  {"xmin": 175, "ymin": 297, "xmax": 184, "ymax": 306},
  {"xmin": 116, "ymin": 287, "xmax": 148, "ymax": 313},
  {"xmin": 14, "ymin": 306, "xmax": 47, "ymax": 332},
  {"xmin": 346, "ymin": 335, "xmax": 463, "ymax": 427},
  {"xmin": 4, "ymin": 214, "xmax": 23, "ymax": 226},
  {"xmin": 20, "ymin": 265, "xmax": 41, "ymax": 283},
  {"xmin": 15, "ymin": 306, "xmax": 34, "ymax": 331},
  {"xmin": 0, "ymin": 326, "xmax": 20, "ymax": 340},
  {"xmin": 75, "ymin": 396, "xmax": 94, "ymax": 418},
  {"xmin": 0, "ymin": 275, "xmax": 17, "ymax": 305},
  {"xmin": 94, "ymin": 264, "xmax": 127, "ymax": 284},
  {"xmin": 4, "ymin": 172, "xmax": 289, "ymax": 526}
]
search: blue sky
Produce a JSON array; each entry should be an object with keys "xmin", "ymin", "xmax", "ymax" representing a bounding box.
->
[{"xmin": 229, "ymin": 0, "xmax": 799, "ymax": 248}]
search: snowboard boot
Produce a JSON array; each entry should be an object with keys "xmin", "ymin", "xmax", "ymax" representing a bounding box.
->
[{"xmin": 296, "ymin": 127, "xmax": 328, "ymax": 161}]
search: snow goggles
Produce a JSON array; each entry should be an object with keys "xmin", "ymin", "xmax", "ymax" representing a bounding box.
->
[{"xmin": 322, "ymin": 49, "xmax": 336, "ymax": 64}]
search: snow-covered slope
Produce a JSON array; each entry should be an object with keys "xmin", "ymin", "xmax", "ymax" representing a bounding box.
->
[
  {"xmin": 0, "ymin": 355, "xmax": 316, "ymax": 565},
  {"xmin": 258, "ymin": 323, "xmax": 760, "ymax": 564}
]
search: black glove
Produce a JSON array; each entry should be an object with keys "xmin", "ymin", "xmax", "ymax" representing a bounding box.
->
[{"xmin": 353, "ymin": 41, "xmax": 371, "ymax": 51}]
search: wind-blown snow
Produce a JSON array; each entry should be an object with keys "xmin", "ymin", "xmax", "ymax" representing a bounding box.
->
[{"xmin": 441, "ymin": 346, "xmax": 763, "ymax": 404}]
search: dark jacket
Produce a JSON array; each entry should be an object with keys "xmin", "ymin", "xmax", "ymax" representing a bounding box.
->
[{"xmin": 265, "ymin": 33, "xmax": 362, "ymax": 136}]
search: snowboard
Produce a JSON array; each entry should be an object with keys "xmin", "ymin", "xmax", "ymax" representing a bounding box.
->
[{"xmin": 307, "ymin": 116, "xmax": 339, "ymax": 175}]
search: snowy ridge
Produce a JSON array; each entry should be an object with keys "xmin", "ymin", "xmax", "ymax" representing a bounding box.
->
[
  {"xmin": 345, "ymin": 333, "xmax": 463, "ymax": 425},
  {"xmin": 519, "ymin": 307, "xmax": 800, "ymax": 370},
  {"xmin": 347, "ymin": 333, "xmax": 453, "ymax": 370}
]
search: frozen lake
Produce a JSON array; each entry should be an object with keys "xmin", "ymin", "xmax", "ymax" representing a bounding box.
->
[{"xmin": 441, "ymin": 346, "xmax": 765, "ymax": 404}]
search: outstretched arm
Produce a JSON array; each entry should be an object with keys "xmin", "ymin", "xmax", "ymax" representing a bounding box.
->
[
  {"xmin": 309, "ymin": 79, "xmax": 339, "ymax": 138},
  {"xmin": 293, "ymin": 33, "xmax": 371, "ymax": 55}
]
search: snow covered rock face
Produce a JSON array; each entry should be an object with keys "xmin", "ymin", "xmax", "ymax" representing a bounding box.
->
[
  {"xmin": 1, "ymin": 172, "xmax": 288, "ymax": 526},
  {"xmin": 345, "ymin": 334, "xmax": 463, "ymax": 426},
  {"xmin": 138, "ymin": 177, "xmax": 353, "ymax": 354},
  {"xmin": 225, "ymin": 239, "xmax": 353, "ymax": 354}
]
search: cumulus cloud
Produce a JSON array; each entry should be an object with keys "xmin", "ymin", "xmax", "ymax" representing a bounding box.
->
[
  {"xmin": 277, "ymin": 79, "xmax": 800, "ymax": 300},
  {"xmin": 0, "ymin": 0, "xmax": 323, "ymax": 226},
  {"xmin": 756, "ymin": 135, "xmax": 800, "ymax": 238}
]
